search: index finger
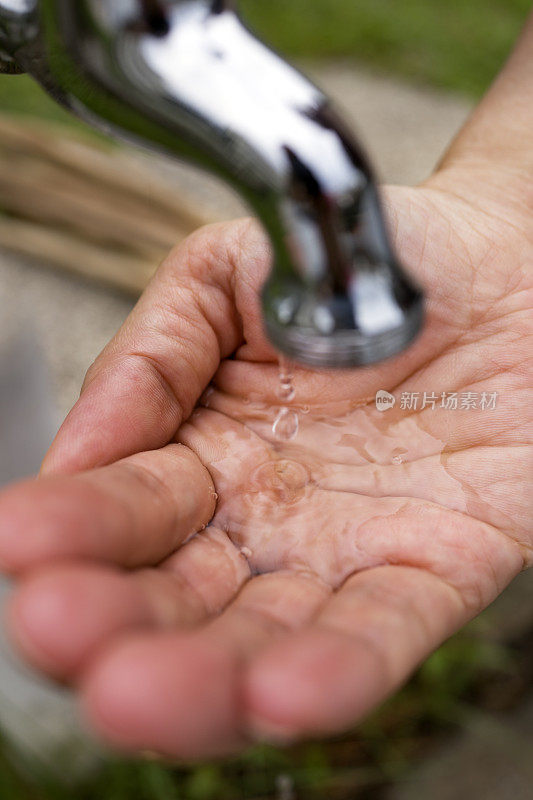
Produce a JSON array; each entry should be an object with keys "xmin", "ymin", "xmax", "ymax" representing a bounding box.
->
[
  {"xmin": 0, "ymin": 444, "xmax": 216, "ymax": 573},
  {"xmin": 42, "ymin": 218, "xmax": 269, "ymax": 476}
]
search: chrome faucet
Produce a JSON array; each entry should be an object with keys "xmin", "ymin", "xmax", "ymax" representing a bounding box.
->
[{"xmin": 0, "ymin": 0, "xmax": 424, "ymax": 368}]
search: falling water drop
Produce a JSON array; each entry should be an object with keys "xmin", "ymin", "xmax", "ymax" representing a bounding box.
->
[
  {"xmin": 278, "ymin": 380, "xmax": 295, "ymax": 403},
  {"xmin": 273, "ymin": 356, "xmax": 299, "ymax": 440},
  {"xmin": 277, "ymin": 355, "xmax": 295, "ymax": 403},
  {"xmin": 273, "ymin": 407, "xmax": 299, "ymax": 441}
]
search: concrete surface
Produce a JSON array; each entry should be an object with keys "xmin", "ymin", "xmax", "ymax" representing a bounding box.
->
[
  {"xmin": 307, "ymin": 62, "xmax": 472, "ymax": 187},
  {"xmin": 388, "ymin": 698, "xmax": 533, "ymax": 800},
  {"xmin": 0, "ymin": 326, "xmax": 104, "ymax": 774},
  {"xmin": 0, "ymin": 258, "xmax": 134, "ymax": 422}
]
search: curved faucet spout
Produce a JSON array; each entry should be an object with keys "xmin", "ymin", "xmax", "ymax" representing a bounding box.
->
[{"xmin": 0, "ymin": 0, "xmax": 424, "ymax": 368}]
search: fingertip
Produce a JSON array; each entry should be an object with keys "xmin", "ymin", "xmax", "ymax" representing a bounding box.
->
[
  {"xmin": 39, "ymin": 439, "xmax": 72, "ymax": 477},
  {"xmin": 81, "ymin": 633, "xmax": 243, "ymax": 759},
  {"xmin": 39, "ymin": 388, "xmax": 106, "ymax": 477},
  {"xmin": 6, "ymin": 567, "xmax": 81, "ymax": 677},
  {"xmin": 5, "ymin": 565, "xmax": 146, "ymax": 678},
  {"xmin": 244, "ymin": 629, "xmax": 384, "ymax": 742}
]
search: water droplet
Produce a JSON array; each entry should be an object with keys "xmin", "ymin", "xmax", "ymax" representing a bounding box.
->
[
  {"xmin": 240, "ymin": 546, "xmax": 253, "ymax": 559},
  {"xmin": 278, "ymin": 381, "xmax": 295, "ymax": 403},
  {"xmin": 277, "ymin": 356, "xmax": 294, "ymax": 399},
  {"xmin": 273, "ymin": 407, "xmax": 299, "ymax": 441},
  {"xmin": 301, "ymin": 404, "xmax": 310, "ymax": 414},
  {"xmin": 243, "ymin": 396, "xmax": 251, "ymax": 405},
  {"xmin": 212, "ymin": 491, "xmax": 219, "ymax": 500},
  {"xmin": 391, "ymin": 446, "xmax": 408, "ymax": 465},
  {"xmin": 273, "ymin": 356, "xmax": 299, "ymax": 439}
]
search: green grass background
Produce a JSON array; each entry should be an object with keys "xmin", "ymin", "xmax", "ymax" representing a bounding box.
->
[
  {"xmin": 0, "ymin": 0, "xmax": 530, "ymax": 124},
  {"xmin": 242, "ymin": 0, "xmax": 531, "ymax": 96}
]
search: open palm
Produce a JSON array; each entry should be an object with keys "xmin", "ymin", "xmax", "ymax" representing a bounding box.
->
[{"xmin": 0, "ymin": 163, "xmax": 530, "ymax": 758}]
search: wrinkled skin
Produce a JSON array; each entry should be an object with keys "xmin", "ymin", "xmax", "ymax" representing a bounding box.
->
[{"xmin": 0, "ymin": 22, "xmax": 532, "ymax": 760}]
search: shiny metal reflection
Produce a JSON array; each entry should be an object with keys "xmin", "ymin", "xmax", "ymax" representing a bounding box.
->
[{"xmin": 0, "ymin": 0, "xmax": 424, "ymax": 368}]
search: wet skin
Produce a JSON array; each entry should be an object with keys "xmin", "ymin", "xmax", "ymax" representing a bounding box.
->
[{"xmin": 0, "ymin": 18, "xmax": 532, "ymax": 759}]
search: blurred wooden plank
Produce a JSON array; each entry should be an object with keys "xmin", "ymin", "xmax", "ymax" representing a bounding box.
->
[
  {"xmin": 0, "ymin": 217, "xmax": 155, "ymax": 295},
  {"xmin": 0, "ymin": 116, "xmax": 209, "ymax": 231},
  {"xmin": 0, "ymin": 116, "xmax": 215, "ymax": 293},
  {"xmin": 0, "ymin": 165, "xmax": 177, "ymax": 256}
]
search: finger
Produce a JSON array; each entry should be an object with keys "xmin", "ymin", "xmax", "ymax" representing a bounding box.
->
[
  {"xmin": 79, "ymin": 571, "xmax": 330, "ymax": 759},
  {"xmin": 243, "ymin": 566, "xmax": 481, "ymax": 742},
  {"xmin": 42, "ymin": 218, "xmax": 271, "ymax": 476},
  {"xmin": 205, "ymin": 570, "xmax": 332, "ymax": 653},
  {"xmin": 6, "ymin": 528, "xmax": 250, "ymax": 680},
  {"xmin": 0, "ymin": 444, "xmax": 215, "ymax": 573},
  {"xmin": 82, "ymin": 630, "xmax": 245, "ymax": 759}
]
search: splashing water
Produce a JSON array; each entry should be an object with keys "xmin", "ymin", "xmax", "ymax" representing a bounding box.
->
[{"xmin": 273, "ymin": 356, "xmax": 299, "ymax": 441}]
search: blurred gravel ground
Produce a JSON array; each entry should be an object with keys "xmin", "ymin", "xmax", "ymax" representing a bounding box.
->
[{"xmin": 388, "ymin": 687, "xmax": 533, "ymax": 800}]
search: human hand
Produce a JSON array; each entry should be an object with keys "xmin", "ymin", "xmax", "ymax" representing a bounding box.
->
[{"xmin": 0, "ymin": 18, "xmax": 531, "ymax": 761}]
